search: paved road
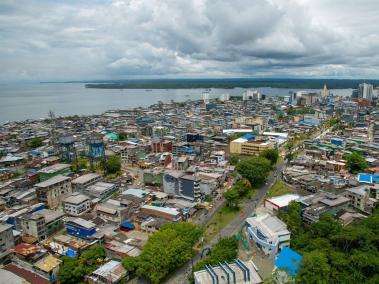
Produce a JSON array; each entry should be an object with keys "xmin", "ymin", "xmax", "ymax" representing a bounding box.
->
[{"xmin": 164, "ymin": 160, "xmax": 287, "ymax": 284}]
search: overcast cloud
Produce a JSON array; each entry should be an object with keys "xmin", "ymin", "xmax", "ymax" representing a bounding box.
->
[{"xmin": 0, "ymin": 0, "xmax": 378, "ymax": 81}]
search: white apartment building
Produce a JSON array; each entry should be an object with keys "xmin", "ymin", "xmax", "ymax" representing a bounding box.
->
[
  {"xmin": 246, "ymin": 214, "xmax": 290, "ymax": 259},
  {"xmin": 63, "ymin": 193, "xmax": 91, "ymax": 216}
]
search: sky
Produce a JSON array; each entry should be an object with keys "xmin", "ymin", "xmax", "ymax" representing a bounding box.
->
[{"xmin": 1, "ymin": 0, "xmax": 379, "ymax": 81}]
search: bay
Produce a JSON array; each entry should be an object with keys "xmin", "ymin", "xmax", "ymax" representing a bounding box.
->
[{"xmin": 0, "ymin": 83, "xmax": 352, "ymax": 123}]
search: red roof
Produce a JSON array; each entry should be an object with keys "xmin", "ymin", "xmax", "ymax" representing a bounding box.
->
[
  {"xmin": 11, "ymin": 243, "xmax": 39, "ymax": 257},
  {"xmin": 4, "ymin": 263, "xmax": 50, "ymax": 284}
]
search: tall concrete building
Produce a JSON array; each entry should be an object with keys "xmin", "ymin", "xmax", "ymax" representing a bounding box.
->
[
  {"xmin": 34, "ymin": 175, "xmax": 72, "ymax": 209},
  {"xmin": 322, "ymin": 84, "xmax": 329, "ymax": 97},
  {"xmin": 358, "ymin": 83, "xmax": 373, "ymax": 100},
  {"xmin": 0, "ymin": 224, "xmax": 14, "ymax": 262}
]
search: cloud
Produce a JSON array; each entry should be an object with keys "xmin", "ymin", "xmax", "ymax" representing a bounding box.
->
[{"xmin": 0, "ymin": 0, "xmax": 379, "ymax": 81}]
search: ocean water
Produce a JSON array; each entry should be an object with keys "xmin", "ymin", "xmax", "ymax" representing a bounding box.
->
[{"xmin": 0, "ymin": 83, "xmax": 352, "ymax": 123}]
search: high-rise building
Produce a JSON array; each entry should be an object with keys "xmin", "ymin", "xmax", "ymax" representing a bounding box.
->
[
  {"xmin": 358, "ymin": 83, "xmax": 373, "ymax": 100},
  {"xmin": 322, "ymin": 84, "xmax": 329, "ymax": 97}
]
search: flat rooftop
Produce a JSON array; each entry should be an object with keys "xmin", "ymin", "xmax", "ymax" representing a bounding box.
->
[
  {"xmin": 38, "ymin": 163, "xmax": 70, "ymax": 174},
  {"xmin": 85, "ymin": 182, "xmax": 115, "ymax": 193},
  {"xmin": 34, "ymin": 175, "xmax": 71, "ymax": 188},
  {"xmin": 266, "ymin": 194, "xmax": 300, "ymax": 208},
  {"xmin": 72, "ymin": 173, "xmax": 102, "ymax": 185},
  {"xmin": 64, "ymin": 193, "xmax": 90, "ymax": 204},
  {"xmin": 194, "ymin": 259, "xmax": 262, "ymax": 284}
]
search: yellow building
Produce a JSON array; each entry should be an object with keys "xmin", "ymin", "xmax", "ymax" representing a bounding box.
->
[{"xmin": 230, "ymin": 137, "xmax": 274, "ymax": 156}]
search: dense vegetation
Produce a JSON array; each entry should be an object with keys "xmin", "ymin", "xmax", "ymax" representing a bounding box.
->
[
  {"xmin": 286, "ymin": 107, "xmax": 315, "ymax": 115},
  {"xmin": 80, "ymin": 78, "xmax": 379, "ymax": 89},
  {"xmin": 259, "ymin": 148, "xmax": 279, "ymax": 166},
  {"xmin": 58, "ymin": 245, "xmax": 106, "ymax": 284},
  {"xmin": 193, "ymin": 237, "xmax": 239, "ymax": 272},
  {"xmin": 71, "ymin": 158, "xmax": 88, "ymax": 172},
  {"xmin": 236, "ymin": 156, "xmax": 272, "ymax": 187},
  {"xmin": 122, "ymin": 222, "xmax": 202, "ymax": 284},
  {"xmin": 278, "ymin": 203, "xmax": 379, "ymax": 284},
  {"xmin": 224, "ymin": 178, "xmax": 254, "ymax": 208},
  {"xmin": 29, "ymin": 137, "xmax": 43, "ymax": 148},
  {"xmin": 102, "ymin": 155, "xmax": 121, "ymax": 174},
  {"xmin": 344, "ymin": 152, "xmax": 367, "ymax": 174}
]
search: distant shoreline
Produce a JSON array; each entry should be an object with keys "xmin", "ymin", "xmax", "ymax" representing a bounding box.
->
[{"xmin": 37, "ymin": 78, "xmax": 379, "ymax": 90}]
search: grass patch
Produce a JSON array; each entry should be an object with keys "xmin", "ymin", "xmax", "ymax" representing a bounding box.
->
[
  {"xmin": 203, "ymin": 206, "xmax": 241, "ymax": 244},
  {"xmin": 267, "ymin": 181, "xmax": 293, "ymax": 198}
]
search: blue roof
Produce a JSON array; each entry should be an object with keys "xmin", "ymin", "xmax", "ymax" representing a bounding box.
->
[
  {"xmin": 65, "ymin": 249, "xmax": 77, "ymax": 258},
  {"xmin": 358, "ymin": 173, "xmax": 379, "ymax": 183},
  {"xmin": 184, "ymin": 146, "xmax": 194, "ymax": 153},
  {"xmin": 120, "ymin": 221, "xmax": 135, "ymax": 230},
  {"xmin": 275, "ymin": 247, "xmax": 303, "ymax": 276},
  {"xmin": 242, "ymin": 133, "xmax": 256, "ymax": 140}
]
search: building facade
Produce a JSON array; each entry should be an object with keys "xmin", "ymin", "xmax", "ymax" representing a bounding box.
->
[
  {"xmin": 34, "ymin": 175, "xmax": 72, "ymax": 209},
  {"xmin": 246, "ymin": 214, "xmax": 290, "ymax": 259},
  {"xmin": 63, "ymin": 193, "xmax": 91, "ymax": 216}
]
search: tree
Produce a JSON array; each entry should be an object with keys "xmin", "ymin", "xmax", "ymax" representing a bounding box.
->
[
  {"xmin": 223, "ymin": 189, "xmax": 240, "ymax": 208},
  {"xmin": 58, "ymin": 245, "xmax": 106, "ymax": 284},
  {"xmin": 229, "ymin": 155, "xmax": 240, "ymax": 165},
  {"xmin": 278, "ymin": 201, "xmax": 302, "ymax": 235},
  {"xmin": 296, "ymin": 251, "xmax": 331, "ymax": 284},
  {"xmin": 236, "ymin": 156, "xmax": 271, "ymax": 187},
  {"xmin": 104, "ymin": 155, "xmax": 121, "ymax": 174},
  {"xmin": 71, "ymin": 158, "xmax": 88, "ymax": 173},
  {"xmin": 344, "ymin": 152, "xmax": 367, "ymax": 174},
  {"xmin": 232, "ymin": 178, "xmax": 253, "ymax": 198},
  {"xmin": 118, "ymin": 132, "xmax": 128, "ymax": 141},
  {"xmin": 30, "ymin": 137, "xmax": 43, "ymax": 148},
  {"xmin": 122, "ymin": 222, "xmax": 202, "ymax": 284},
  {"xmin": 193, "ymin": 237, "xmax": 238, "ymax": 272},
  {"xmin": 260, "ymin": 148, "xmax": 279, "ymax": 166}
]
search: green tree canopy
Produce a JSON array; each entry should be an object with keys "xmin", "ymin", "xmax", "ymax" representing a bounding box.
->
[
  {"xmin": 236, "ymin": 156, "xmax": 271, "ymax": 187},
  {"xmin": 104, "ymin": 155, "xmax": 121, "ymax": 174},
  {"xmin": 260, "ymin": 148, "xmax": 279, "ymax": 166},
  {"xmin": 30, "ymin": 137, "xmax": 43, "ymax": 148},
  {"xmin": 296, "ymin": 251, "xmax": 331, "ymax": 284},
  {"xmin": 289, "ymin": 207, "xmax": 379, "ymax": 284},
  {"xmin": 344, "ymin": 152, "xmax": 367, "ymax": 174},
  {"xmin": 122, "ymin": 222, "xmax": 202, "ymax": 284},
  {"xmin": 58, "ymin": 245, "xmax": 106, "ymax": 284},
  {"xmin": 193, "ymin": 237, "xmax": 238, "ymax": 272},
  {"xmin": 223, "ymin": 188, "xmax": 240, "ymax": 209}
]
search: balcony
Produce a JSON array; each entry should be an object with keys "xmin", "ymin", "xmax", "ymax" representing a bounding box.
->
[{"xmin": 247, "ymin": 226, "xmax": 278, "ymax": 251}]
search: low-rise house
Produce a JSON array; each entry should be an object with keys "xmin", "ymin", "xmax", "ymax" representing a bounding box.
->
[
  {"xmin": 345, "ymin": 185, "xmax": 378, "ymax": 214},
  {"xmin": 82, "ymin": 182, "xmax": 118, "ymax": 200},
  {"xmin": 246, "ymin": 214, "xmax": 290, "ymax": 259},
  {"xmin": 87, "ymin": 260, "xmax": 129, "ymax": 284},
  {"xmin": 299, "ymin": 192, "xmax": 350, "ymax": 224},
  {"xmin": 20, "ymin": 209, "xmax": 65, "ymax": 241},
  {"xmin": 63, "ymin": 193, "xmax": 91, "ymax": 216},
  {"xmin": 264, "ymin": 194, "xmax": 300, "ymax": 212},
  {"xmin": 34, "ymin": 175, "xmax": 72, "ymax": 209},
  {"xmin": 95, "ymin": 199, "xmax": 127, "ymax": 224},
  {"xmin": 140, "ymin": 205, "xmax": 181, "ymax": 222},
  {"xmin": 37, "ymin": 163, "xmax": 70, "ymax": 182},
  {"xmin": 34, "ymin": 254, "xmax": 62, "ymax": 282},
  {"xmin": 65, "ymin": 217, "xmax": 97, "ymax": 239},
  {"xmin": 3, "ymin": 263, "xmax": 50, "ymax": 284}
]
